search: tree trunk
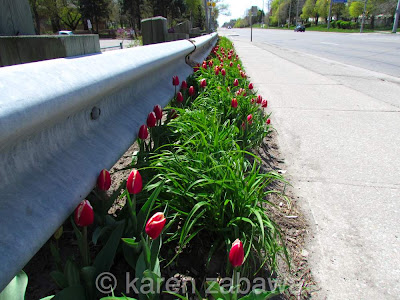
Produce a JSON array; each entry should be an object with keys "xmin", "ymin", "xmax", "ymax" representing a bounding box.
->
[{"xmin": 371, "ymin": 14, "xmax": 375, "ymax": 29}]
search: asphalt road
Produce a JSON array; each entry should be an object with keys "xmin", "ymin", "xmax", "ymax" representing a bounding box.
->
[
  {"xmin": 223, "ymin": 28, "xmax": 400, "ymax": 78},
  {"xmin": 219, "ymin": 28, "xmax": 400, "ymax": 299}
]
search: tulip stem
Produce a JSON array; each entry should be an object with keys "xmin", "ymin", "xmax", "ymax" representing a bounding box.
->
[
  {"xmin": 82, "ymin": 226, "xmax": 89, "ymax": 266},
  {"xmin": 126, "ymin": 192, "xmax": 137, "ymax": 232},
  {"xmin": 232, "ymin": 269, "xmax": 239, "ymax": 300}
]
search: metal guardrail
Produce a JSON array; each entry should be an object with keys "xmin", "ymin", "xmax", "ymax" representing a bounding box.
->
[{"xmin": 0, "ymin": 32, "xmax": 217, "ymax": 291}]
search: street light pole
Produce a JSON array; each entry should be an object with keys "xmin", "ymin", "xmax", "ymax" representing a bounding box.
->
[
  {"xmin": 393, "ymin": 0, "xmax": 400, "ymax": 33},
  {"xmin": 360, "ymin": 0, "xmax": 368, "ymax": 33},
  {"xmin": 262, "ymin": 0, "xmax": 265, "ymax": 27},
  {"xmin": 327, "ymin": 0, "xmax": 333, "ymax": 29}
]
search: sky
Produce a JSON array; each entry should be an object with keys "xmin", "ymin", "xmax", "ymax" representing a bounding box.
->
[{"xmin": 216, "ymin": 0, "xmax": 268, "ymax": 26}]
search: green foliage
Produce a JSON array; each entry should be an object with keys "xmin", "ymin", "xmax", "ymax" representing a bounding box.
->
[
  {"xmin": 141, "ymin": 37, "xmax": 288, "ymax": 275},
  {"xmin": 349, "ymin": 1, "xmax": 364, "ymax": 19},
  {"xmin": 0, "ymin": 271, "xmax": 28, "ymax": 300}
]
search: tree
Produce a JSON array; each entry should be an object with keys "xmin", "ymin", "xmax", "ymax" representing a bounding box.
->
[
  {"xmin": 315, "ymin": 0, "xmax": 328, "ymax": 22},
  {"xmin": 79, "ymin": 0, "xmax": 111, "ymax": 32},
  {"xmin": 349, "ymin": 1, "xmax": 364, "ymax": 21},
  {"xmin": 301, "ymin": 0, "xmax": 318, "ymax": 24}
]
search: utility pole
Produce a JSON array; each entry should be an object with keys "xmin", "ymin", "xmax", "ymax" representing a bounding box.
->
[
  {"xmin": 327, "ymin": 0, "xmax": 333, "ymax": 29},
  {"xmin": 278, "ymin": 0, "xmax": 281, "ymax": 27},
  {"xmin": 204, "ymin": 0, "xmax": 209, "ymax": 32},
  {"xmin": 262, "ymin": 0, "xmax": 265, "ymax": 27},
  {"xmin": 360, "ymin": 0, "xmax": 368, "ymax": 33},
  {"xmin": 393, "ymin": 0, "xmax": 400, "ymax": 33}
]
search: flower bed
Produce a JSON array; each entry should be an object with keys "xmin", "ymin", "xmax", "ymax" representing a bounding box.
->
[{"xmin": 6, "ymin": 37, "xmax": 291, "ymax": 300}]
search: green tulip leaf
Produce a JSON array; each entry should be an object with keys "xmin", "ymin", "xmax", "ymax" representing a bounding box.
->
[
  {"xmin": 205, "ymin": 281, "xmax": 230, "ymax": 300},
  {"xmin": 239, "ymin": 287, "xmax": 286, "ymax": 300},
  {"xmin": 0, "ymin": 270, "xmax": 28, "ymax": 300},
  {"xmin": 93, "ymin": 221, "xmax": 125, "ymax": 275},
  {"xmin": 50, "ymin": 270, "xmax": 68, "ymax": 289},
  {"xmin": 52, "ymin": 285, "xmax": 86, "ymax": 300},
  {"xmin": 64, "ymin": 259, "xmax": 80, "ymax": 287}
]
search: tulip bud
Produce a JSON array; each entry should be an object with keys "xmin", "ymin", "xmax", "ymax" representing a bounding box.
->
[
  {"xmin": 202, "ymin": 62, "xmax": 207, "ymax": 69},
  {"xmin": 247, "ymin": 114, "xmax": 253, "ymax": 125},
  {"xmin": 229, "ymin": 61, "xmax": 233, "ymax": 67},
  {"xmin": 215, "ymin": 67, "xmax": 219, "ymax": 76},
  {"xmin": 200, "ymin": 79, "xmax": 207, "ymax": 88},
  {"xmin": 237, "ymin": 64, "xmax": 241, "ymax": 70},
  {"xmin": 193, "ymin": 64, "xmax": 200, "ymax": 72},
  {"xmin": 181, "ymin": 80, "xmax": 187, "ymax": 90},
  {"xmin": 257, "ymin": 95, "xmax": 262, "ymax": 104},
  {"xmin": 248, "ymin": 83, "xmax": 253, "ymax": 90},
  {"xmin": 168, "ymin": 109, "xmax": 178, "ymax": 119},
  {"xmin": 145, "ymin": 212, "xmax": 166, "ymax": 239},
  {"xmin": 177, "ymin": 92, "xmax": 183, "ymax": 103},
  {"xmin": 138, "ymin": 124, "xmax": 148, "ymax": 140},
  {"xmin": 127, "ymin": 169, "xmax": 142, "ymax": 194},
  {"xmin": 233, "ymin": 79, "xmax": 239, "ymax": 87},
  {"xmin": 97, "ymin": 169, "xmax": 111, "ymax": 191},
  {"xmin": 251, "ymin": 98, "xmax": 256, "ymax": 104},
  {"xmin": 208, "ymin": 60, "xmax": 213, "ymax": 67},
  {"xmin": 221, "ymin": 69, "xmax": 226, "ymax": 76},
  {"xmin": 261, "ymin": 99, "xmax": 268, "ymax": 108},
  {"xmin": 172, "ymin": 75, "xmax": 179, "ymax": 86},
  {"xmin": 153, "ymin": 105, "xmax": 163, "ymax": 120},
  {"xmin": 229, "ymin": 239, "xmax": 244, "ymax": 267},
  {"xmin": 266, "ymin": 118, "xmax": 271, "ymax": 125},
  {"xmin": 146, "ymin": 112, "xmax": 157, "ymax": 128},
  {"xmin": 74, "ymin": 200, "xmax": 94, "ymax": 227},
  {"xmin": 231, "ymin": 98, "xmax": 238, "ymax": 108},
  {"xmin": 188, "ymin": 86, "xmax": 195, "ymax": 96}
]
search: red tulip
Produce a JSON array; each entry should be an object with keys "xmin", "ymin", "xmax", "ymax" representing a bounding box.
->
[
  {"xmin": 229, "ymin": 61, "xmax": 233, "ymax": 67},
  {"xmin": 247, "ymin": 114, "xmax": 253, "ymax": 125},
  {"xmin": 261, "ymin": 99, "xmax": 268, "ymax": 108},
  {"xmin": 153, "ymin": 105, "xmax": 163, "ymax": 120},
  {"xmin": 248, "ymin": 83, "xmax": 254, "ymax": 90},
  {"xmin": 194, "ymin": 64, "xmax": 200, "ymax": 72},
  {"xmin": 188, "ymin": 86, "xmax": 195, "ymax": 96},
  {"xmin": 138, "ymin": 124, "xmax": 148, "ymax": 140},
  {"xmin": 221, "ymin": 69, "xmax": 226, "ymax": 76},
  {"xmin": 200, "ymin": 79, "xmax": 207, "ymax": 88},
  {"xmin": 229, "ymin": 239, "xmax": 244, "ymax": 267},
  {"xmin": 266, "ymin": 118, "xmax": 271, "ymax": 125},
  {"xmin": 147, "ymin": 112, "xmax": 157, "ymax": 127},
  {"xmin": 231, "ymin": 98, "xmax": 238, "ymax": 108},
  {"xmin": 251, "ymin": 98, "xmax": 256, "ymax": 104},
  {"xmin": 169, "ymin": 109, "xmax": 178, "ymax": 119},
  {"xmin": 177, "ymin": 92, "xmax": 183, "ymax": 103},
  {"xmin": 215, "ymin": 67, "xmax": 219, "ymax": 76},
  {"xmin": 97, "ymin": 169, "xmax": 111, "ymax": 191},
  {"xmin": 145, "ymin": 212, "xmax": 166, "ymax": 239},
  {"xmin": 208, "ymin": 60, "xmax": 213, "ymax": 67},
  {"xmin": 257, "ymin": 95, "xmax": 262, "ymax": 104},
  {"xmin": 127, "ymin": 169, "xmax": 142, "ymax": 194},
  {"xmin": 181, "ymin": 80, "xmax": 187, "ymax": 90},
  {"xmin": 237, "ymin": 64, "xmax": 241, "ymax": 70},
  {"xmin": 172, "ymin": 75, "xmax": 179, "ymax": 86},
  {"xmin": 74, "ymin": 200, "xmax": 94, "ymax": 227},
  {"xmin": 202, "ymin": 62, "xmax": 207, "ymax": 69},
  {"xmin": 233, "ymin": 79, "xmax": 239, "ymax": 87}
]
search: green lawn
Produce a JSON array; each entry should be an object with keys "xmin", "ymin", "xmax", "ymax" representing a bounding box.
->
[{"xmin": 247, "ymin": 23, "xmax": 391, "ymax": 33}]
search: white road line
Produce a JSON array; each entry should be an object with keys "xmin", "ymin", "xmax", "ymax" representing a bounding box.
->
[{"xmin": 320, "ymin": 42, "xmax": 339, "ymax": 45}]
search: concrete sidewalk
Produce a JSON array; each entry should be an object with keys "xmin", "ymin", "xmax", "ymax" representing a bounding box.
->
[{"xmin": 227, "ymin": 39, "xmax": 400, "ymax": 299}]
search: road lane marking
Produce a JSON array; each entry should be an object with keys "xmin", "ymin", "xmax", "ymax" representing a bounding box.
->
[{"xmin": 320, "ymin": 42, "xmax": 339, "ymax": 45}]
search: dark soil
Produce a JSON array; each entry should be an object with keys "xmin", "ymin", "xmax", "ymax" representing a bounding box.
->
[{"xmin": 24, "ymin": 127, "xmax": 317, "ymax": 299}]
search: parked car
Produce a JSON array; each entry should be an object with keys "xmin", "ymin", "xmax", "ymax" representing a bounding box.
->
[
  {"xmin": 58, "ymin": 30, "xmax": 73, "ymax": 35},
  {"xmin": 294, "ymin": 25, "xmax": 305, "ymax": 32}
]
